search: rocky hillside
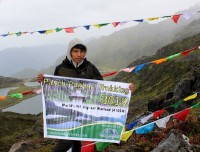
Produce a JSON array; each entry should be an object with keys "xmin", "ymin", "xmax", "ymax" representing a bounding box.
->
[{"xmin": 113, "ymin": 33, "xmax": 200, "ymax": 119}]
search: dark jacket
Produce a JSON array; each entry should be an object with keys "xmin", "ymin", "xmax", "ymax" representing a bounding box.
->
[{"xmin": 54, "ymin": 57, "xmax": 103, "ymax": 80}]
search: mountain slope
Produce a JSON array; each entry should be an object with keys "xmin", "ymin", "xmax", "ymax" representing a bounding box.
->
[
  {"xmin": 113, "ymin": 32, "xmax": 200, "ymax": 121},
  {"xmin": 86, "ymin": 13, "xmax": 200, "ymax": 70}
]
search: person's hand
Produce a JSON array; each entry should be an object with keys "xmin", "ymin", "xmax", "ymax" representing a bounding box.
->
[
  {"xmin": 37, "ymin": 73, "xmax": 44, "ymax": 83},
  {"xmin": 129, "ymin": 83, "xmax": 134, "ymax": 93}
]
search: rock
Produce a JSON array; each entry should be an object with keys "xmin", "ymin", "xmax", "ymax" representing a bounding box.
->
[
  {"xmin": 148, "ymin": 98, "xmax": 165, "ymax": 112},
  {"xmin": 147, "ymin": 65, "xmax": 200, "ymax": 112},
  {"xmin": 173, "ymin": 79, "xmax": 192, "ymax": 100},
  {"xmin": 191, "ymin": 64, "xmax": 200, "ymax": 91},
  {"xmin": 151, "ymin": 130, "xmax": 193, "ymax": 152},
  {"xmin": 9, "ymin": 140, "xmax": 31, "ymax": 152}
]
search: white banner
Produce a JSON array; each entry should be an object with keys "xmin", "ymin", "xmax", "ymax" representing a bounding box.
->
[{"xmin": 41, "ymin": 74, "xmax": 131, "ymax": 143}]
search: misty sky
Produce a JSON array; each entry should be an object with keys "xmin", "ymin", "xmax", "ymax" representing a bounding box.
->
[{"xmin": 0, "ymin": 0, "xmax": 200, "ymax": 51}]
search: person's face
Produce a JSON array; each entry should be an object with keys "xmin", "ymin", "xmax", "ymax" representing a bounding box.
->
[{"xmin": 71, "ymin": 48, "xmax": 86, "ymax": 64}]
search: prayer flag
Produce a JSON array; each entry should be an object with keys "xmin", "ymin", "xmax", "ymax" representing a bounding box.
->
[
  {"xmin": 33, "ymin": 89, "xmax": 42, "ymax": 94},
  {"xmin": 154, "ymin": 109, "xmax": 165, "ymax": 119},
  {"xmin": 55, "ymin": 27, "xmax": 63, "ymax": 32},
  {"xmin": 191, "ymin": 102, "xmax": 200, "ymax": 109},
  {"xmin": 126, "ymin": 120, "xmax": 140, "ymax": 130},
  {"xmin": 83, "ymin": 25, "xmax": 90, "ymax": 30},
  {"xmin": 16, "ymin": 32, "xmax": 22, "ymax": 36},
  {"xmin": 120, "ymin": 67, "xmax": 135, "ymax": 73},
  {"xmin": 8, "ymin": 93, "xmax": 23, "ymax": 99},
  {"xmin": 22, "ymin": 90, "xmax": 34, "ymax": 95},
  {"xmin": 141, "ymin": 113, "xmax": 153, "ymax": 124},
  {"xmin": 181, "ymin": 46, "xmax": 198, "ymax": 56},
  {"xmin": 135, "ymin": 123, "xmax": 155, "ymax": 134},
  {"xmin": 64, "ymin": 27, "xmax": 74, "ymax": 33},
  {"xmin": 155, "ymin": 116, "xmax": 170, "ymax": 128},
  {"xmin": 172, "ymin": 14, "xmax": 181, "ymax": 24},
  {"xmin": 133, "ymin": 19, "xmax": 144, "ymax": 22},
  {"xmin": 102, "ymin": 71, "xmax": 118, "ymax": 77},
  {"xmin": 38, "ymin": 30, "xmax": 46, "ymax": 34},
  {"xmin": 182, "ymin": 13, "xmax": 191, "ymax": 20},
  {"xmin": 183, "ymin": 93, "xmax": 197, "ymax": 101},
  {"xmin": 135, "ymin": 63, "xmax": 148, "ymax": 74},
  {"xmin": 81, "ymin": 141, "xmax": 94, "ymax": 152},
  {"xmin": 152, "ymin": 58, "xmax": 167, "ymax": 64},
  {"xmin": 112, "ymin": 22, "xmax": 120, "ymax": 27},
  {"xmin": 0, "ymin": 96, "xmax": 7, "ymax": 100},
  {"xmin": 45, "ymin": 29, "xmax": 54, "ymax": 34},
  {"xmin": 170, "ymin": 100, "xmax": 183, "ymax": 109},
  {"xmin": 166, "ymin": 53, "xmax": 181, "ymax": 60},
  {"xmin": 95, "ymin": 142, "xmax": 112, "ymax": 151},
  {"xmin": 121, "ymin": 130, "xmax": 134, "ymax": 142},
  {"xmin": 174, "ymin": 108, "xmax": 190, "ymax": 122},
  {"xmin": 147, "ymin": 17, "xmax": 159, "ymax": 21}
]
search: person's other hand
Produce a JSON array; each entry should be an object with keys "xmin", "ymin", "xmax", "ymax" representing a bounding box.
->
[
  {"xmin": 37, "ymin": 73, "xmax": 44, "ymax": 83},
  {"xmin": 129, "ymin": 83, "xmax": 134, "ymax": 93}
]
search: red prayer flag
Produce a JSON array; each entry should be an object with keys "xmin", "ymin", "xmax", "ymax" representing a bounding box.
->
[
  {"xmin": 154, "ymin": 109, "xmax": 165, "ymax": 119},
  {"xmin": 102, "ymin": 71, "xmax": 118, "ymax": 77},
  {"xmin": 22, "ymin": 90, "xmax": 34, "ymax": 95},
  {"xmin": 112, "ymin": 22, "xmax": 120, "ymax": 27},
  {"xmin": 172, "ymin": 14, "xmax": 181, "ymax": 24},
  {"xmin": 81, "ymin": 141, "xmax": 94, "ymax": 152},
  {"xmin": 181, "ymin": 46, "xmax": 198, "ymax": 56},
  {"xmin": 64, "ymin": 27, "xmax": 74, "ymax": 33},
  {"xmin": 174, "ymin": 108, "xmax": 190, "ymax": 122}
]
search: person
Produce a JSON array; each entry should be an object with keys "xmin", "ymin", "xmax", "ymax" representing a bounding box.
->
[{"xmin": 38, "ymin": 38, "xmax": 134, "ymax": 152}]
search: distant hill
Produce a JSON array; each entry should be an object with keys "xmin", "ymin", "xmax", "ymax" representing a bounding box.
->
[
  {"xmin": 0, "ymin": 76, "xmax": 23, "ymax": 88},
  {"xmin": 11, "ymin": 68, "xmax": 39, "ymax": 79}
]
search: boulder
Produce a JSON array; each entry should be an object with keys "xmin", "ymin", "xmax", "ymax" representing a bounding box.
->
[
  {"xmin": 151, "ymin": 129, "xmax": 193, "ymax": 152},
  {"xmin": 191, "ymin": 64, "xmax": 200, "ymax": 91},
  {"xmin": 173, "ymin": 79, "xmax": 192, "ymax": 100}
]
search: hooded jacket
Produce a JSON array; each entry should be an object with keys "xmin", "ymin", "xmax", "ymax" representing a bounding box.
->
[{"xmin": 54, "ymin": 38, "xmax": 103, "ymax": 80}]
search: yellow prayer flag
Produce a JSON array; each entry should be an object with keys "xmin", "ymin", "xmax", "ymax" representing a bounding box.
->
[
  {"xmin": 45, "ymin": 29, "xmax": 54, "ymax": 34},
  {"xmin": 8, "ymin": 33, "xmax": 15, "ymax": 36},
  {"xmin": 121, "ymin": 130, "xmax": 134, "ymax": 142},
  {"xmin": 93, "ymin": 24, "xmax": 101, "ymax": 29},
  {"xmin": 147, "ymin": 17, "xmax": 159, "ymax": 21},
  {"xmin": 123, "ymin": 126, "xmax": 126, "ymax": 132},
  {"xmin": 183, "ymin": 93, "xmax": 197, "ymax": 101}
]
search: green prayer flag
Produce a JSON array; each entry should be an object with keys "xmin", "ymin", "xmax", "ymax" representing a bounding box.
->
[
  {"xmin": 95, "ymin": 142, "xmax": 112, "ymax": 151},
  {"xmin": 162, "ymin": 16, "xmax": 171, "ymax": 18},
  {"xmin": 166, "ymin": 53, "xmax": 181, "ymax": 60},
  {"xmin": 170, "ymin": 100, "xmax": 183, "ymax": 109},
  {"xmin": 16, "ymin": 32, "xmax": 22, "ymax": 36},
  {"xmin": 191, "ymin": 102, "xmax": 200, "ymax": 109},
  {"xmin": 8, "ymin": 93, "xmax": 23, "ymax": 99},
  {"xmin": 55, "ymin": 27, "xmax": 63, "ymax": 32},
  {"xmin": 99, "ymin": 23, "xmax": 109, "ymax": 27}
]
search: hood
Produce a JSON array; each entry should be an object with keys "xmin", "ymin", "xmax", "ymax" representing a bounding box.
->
[{"xmin": 67, "ymin": 38, "xmax": 86, "ymax": 61}]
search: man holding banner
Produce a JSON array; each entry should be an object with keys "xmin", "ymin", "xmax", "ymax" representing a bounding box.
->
[{"xmin": 38, "ymin": 38, "xmax": 134, "ymax": 152}]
